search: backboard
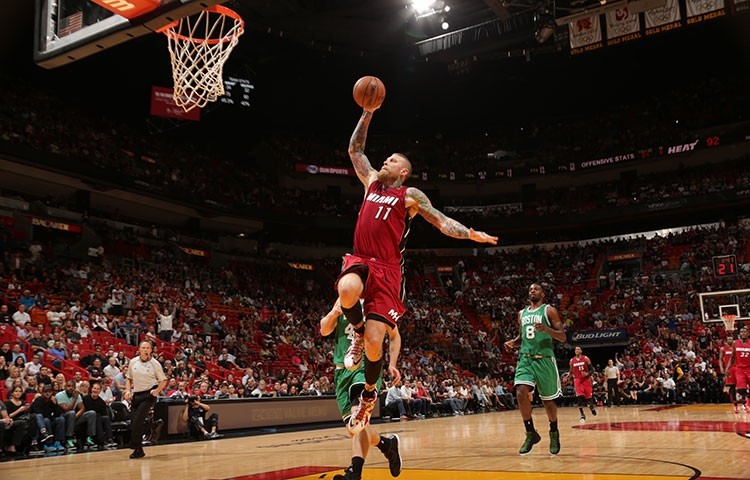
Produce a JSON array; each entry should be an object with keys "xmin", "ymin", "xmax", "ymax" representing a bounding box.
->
[
  {"xmin": 698, "ymin": 288, "xmax": 750, "ymax": 324},
  {"xmin": 34, "ymin": 0, "xmax": 225, "ymax": 68}
]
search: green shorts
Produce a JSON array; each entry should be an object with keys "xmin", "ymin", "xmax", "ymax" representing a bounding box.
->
[
  {"xmin": 513, "ymin": 355, "xmax": 562, "ymax": 401},
  {"xmin": 334, "ymin": 367, "xmax": 382, "ymax": 421}
]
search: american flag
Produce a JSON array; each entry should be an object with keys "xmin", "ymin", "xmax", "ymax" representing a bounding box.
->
[{"xmin": 58, "ymin": 11, "xmax": 83, "ymax": 37}]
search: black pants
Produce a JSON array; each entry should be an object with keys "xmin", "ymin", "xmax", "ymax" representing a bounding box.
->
[
  {"xmin": 607, "ymin": 379, "xmax": 620, "ymax": 406},
  {"xmin": 129, "ymin": 390, "xmax": 157, "ymax": 449},
  {"xmin": 188, "ymin": 413, "xmax": 218, "ymax": 437}
]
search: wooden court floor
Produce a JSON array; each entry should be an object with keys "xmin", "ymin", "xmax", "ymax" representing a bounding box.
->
[{"xmin": 2, "ymin": 403, "xmax": 749, "ymax": 480}]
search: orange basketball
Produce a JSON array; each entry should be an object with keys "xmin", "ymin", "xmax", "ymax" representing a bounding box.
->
[{"xmin": 353, "ymin": 76, "xmax": 386, "ymax": 110}]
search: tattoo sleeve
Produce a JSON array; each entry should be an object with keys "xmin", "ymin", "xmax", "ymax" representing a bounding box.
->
[
  {"xmin": 348, "ymin": 110, "xmax": 375, "ymax": 181},
  {"xmin": 410, "ymin": 188, "xmax": 472, "ymax": 239}
]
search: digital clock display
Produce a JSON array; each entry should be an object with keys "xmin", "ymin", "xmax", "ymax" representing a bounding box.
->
[{"xmin": 712, "ymin": 254, "xmax": 738, "ymax": 277}]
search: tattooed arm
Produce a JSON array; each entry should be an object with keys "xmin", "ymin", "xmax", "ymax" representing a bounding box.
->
[
  {"xmin": 348, "ymin": 110, "xmax": 379, "ymax": 187},
  {"xmin": 406, "ymin": 187, "xmax": 498, "ymax": 244}
]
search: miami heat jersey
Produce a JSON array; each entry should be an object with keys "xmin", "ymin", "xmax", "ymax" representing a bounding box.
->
[
  {"xmin": 353, "ymin": 180, "xmax": 412, "ymax": 265},
  {"xmin": 734, "ymin": 339, "xmax": 750, "ymax": 369},
  {"xmin": 722, "ymin": 345, "xmax": 734, "ymax": 369},
  {"xmin": 571, "ymin": 356, "xmax": 590, "ymax": 380}
]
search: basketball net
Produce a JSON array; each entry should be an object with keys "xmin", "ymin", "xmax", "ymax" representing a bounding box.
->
[
  {"xmin": 721, "ymin": 314, "xmax": 737, "ymax": 333},
  {"xmin": 159, "ymin": 5, "xmax": 244, "ymax": 112}
]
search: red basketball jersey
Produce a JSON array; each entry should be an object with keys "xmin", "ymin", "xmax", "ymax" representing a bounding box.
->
[
  {"xmin": 353, "ymin": 181, "xmax": 411, "ymax": 266},
  {"xmin": 734, "ymin": 339, "xmax": 750, "ymax": 369},
  {"xmin": 571, "ymin": 355, "xmax": 590, "ymax": 380},
  {"xmin": 722, "ymin": 345, "xmax": 734, "ymax": 369}
]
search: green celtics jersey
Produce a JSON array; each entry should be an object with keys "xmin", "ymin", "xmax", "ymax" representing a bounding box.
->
[
  {"xmin": 333, "ymin": 314, "xmax": 359, "ymax": 366},
  {"xmin": 519, "ymin": 304, "xmax": 555, "ymax": 357}
]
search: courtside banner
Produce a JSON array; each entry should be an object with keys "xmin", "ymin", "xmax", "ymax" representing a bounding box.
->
[
  {"xmin": 569, "ymin": 16, "xmax": 604, "ymax": 54},
  {"xmin": 645, "ymin": 0, "xmax": 683, "ymax": 34},
  {"xmin": 569, "ymin": 328, "xmax": 629, "ymax": 345},
  {"xmin": 295, "ymin": 163, "xmax": 356, "ymax": 176},
  {"xmin": 605, "ymin": 7, "xmax": 642, "ymax": 46}
]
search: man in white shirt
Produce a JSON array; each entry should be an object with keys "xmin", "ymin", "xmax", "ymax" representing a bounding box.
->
[
  {"xmin": 12, "ymin": 304, "xmax": 30, "ymax": 328},
  {"xmin": 385, "ymin": 382, "xmax": 409, "ymax": 420},
  {"xmin": 153, "ymin": 304, "xmax": 175, "ymax": 342},
  {"xmin": 400, "ymin": 380, "xmax": 425, "ymax": 419},
  {"xmin": 103, "ymin": 356, "xmax": 121, "ymax": 380}
]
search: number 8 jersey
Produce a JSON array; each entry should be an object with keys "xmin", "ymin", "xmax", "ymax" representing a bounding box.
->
[
  {"xmin": 519, "ymin": 304, "xmax": 555, "ymax": 357},
  {"xmin": 353, "ymin": 180, "xmax": 412, "ymax": 266}
]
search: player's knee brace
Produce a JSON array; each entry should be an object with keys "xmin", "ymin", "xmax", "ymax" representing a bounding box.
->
[
  {"xmin": 364, "ymin": 356, "xmax": 382, "ymax": 387},
  {"xmin": 341, "ymin": 304, "xmax": 364, "ymax": 332}
]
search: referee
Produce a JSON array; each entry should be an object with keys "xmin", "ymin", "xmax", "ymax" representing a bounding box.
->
[{"xmin": 123, "ymin": 340, "xmax": 167, "ymax": 459}]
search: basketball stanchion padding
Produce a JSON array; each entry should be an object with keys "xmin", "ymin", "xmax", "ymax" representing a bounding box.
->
[{"xmin": 158, "ymin": 5, "xmax": 244, "ymax": 112}]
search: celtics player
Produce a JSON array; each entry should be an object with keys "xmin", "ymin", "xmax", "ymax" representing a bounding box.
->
[
  {"xmin": 504, "ymin": 283, "xmax": 566, "ymax": 455},
  {"xmin": 320, "ymin": 299, "xmax": 402, "ymax": 480}
]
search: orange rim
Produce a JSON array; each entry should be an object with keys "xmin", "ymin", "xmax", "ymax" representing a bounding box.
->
[{"xmin": 157, "ymin": 5, "xmax": 244, "ymax": 44}]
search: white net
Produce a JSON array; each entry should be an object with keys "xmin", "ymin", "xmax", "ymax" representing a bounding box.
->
[
  {"xmin": 721, "ymin": 314, "xmax": 736, "ymax": 332},
  {"xmin": 161, "ymin": 5, "xmax": 244, "ymax": 112}
]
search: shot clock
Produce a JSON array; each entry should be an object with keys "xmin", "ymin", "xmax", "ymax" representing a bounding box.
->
[{"xmin": 712, "ymin": 254, "xmax": 738, "ymax": 277}]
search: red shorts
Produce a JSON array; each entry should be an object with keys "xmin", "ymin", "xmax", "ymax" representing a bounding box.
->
[
  {"xmin": 735, "ymin": 366, "xmax": 750, "ymax": 390},
  {"xmin": 574, "ymin": 377, "xmax": 593, "ymax": 398},
  {"xmin": 336, "ymin": 254, "xmax": 404, "ymax": 329},
  {"xmin": 725, "ymin": 366, "xmax": 736, "ymax": 386}
]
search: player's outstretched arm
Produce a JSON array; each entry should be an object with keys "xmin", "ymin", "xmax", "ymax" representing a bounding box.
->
[
  {"xmin": 348, "ymin": 110, "xmax": 378, "ymax": 186},
  {"xmin": 319, "ymin": 299, "xmax": 342, "ymax": 337},
  {"xmin": 407, "ymin": 187, "xmax": 498, "ymax": 245}
]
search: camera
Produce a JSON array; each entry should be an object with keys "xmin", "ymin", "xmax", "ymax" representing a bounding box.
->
[{"xmin": 186, "ymin": 395, "xmax": 199, "ymax": 404}]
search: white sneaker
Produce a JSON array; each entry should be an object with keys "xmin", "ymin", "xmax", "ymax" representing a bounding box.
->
[
  {"xmin": 347, "ymin": 393, "xmax": 376, "ymax": 435},
  {"xmin": 344, "ymin": 333, "xmax": 364, "ymax": 370}
]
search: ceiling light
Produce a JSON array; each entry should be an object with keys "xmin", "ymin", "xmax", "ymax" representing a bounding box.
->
[{"xmin": 441, "ymin": 21, "xmax": 450, "ymax": 30}]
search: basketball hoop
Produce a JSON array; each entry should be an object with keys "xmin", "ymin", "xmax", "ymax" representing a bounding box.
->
[
  {"xmin": 158, "ymin": 5, "xmax": 244, "ymax": 112},
  {"xmin": 721, "ymin": 314, "xmax": 737, "ymax": 332}
]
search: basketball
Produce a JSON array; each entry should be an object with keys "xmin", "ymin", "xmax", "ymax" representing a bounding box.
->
[{"xmin": 353, "ymin": 76, "xmax": 386, "ymax": 110}]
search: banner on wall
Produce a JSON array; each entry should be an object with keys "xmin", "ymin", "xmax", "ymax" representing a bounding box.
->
[
  {"xmin": 685, "ymin": 0, "xmax": 727, "ymax": 23},
  {"xmin": 569, "ymin": 16, "xmax": 604, "ymax": 53},
  {"xmin": 645, "ymin": 0, "xmax": 683, "ymax": 34},
  {"xmin": 605, "ymin": 7, "xmax": 642, "ymax": 46}
]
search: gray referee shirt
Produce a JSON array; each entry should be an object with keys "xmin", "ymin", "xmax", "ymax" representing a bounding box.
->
[{"xmin": 127, "ymin": 356, "xmax": 167, "ymax": 393}]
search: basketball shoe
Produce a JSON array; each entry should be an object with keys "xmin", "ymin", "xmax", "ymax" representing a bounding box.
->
[
  {"xmin": 519, "ymin": 430, "xmax": 541, "ymax": 455},
  {"xmin": 333, "ymin": 466, "xmax": 359, "ymax": 480},
  {"xmin": 549, "ymin": 430, "xmax": 561, "ymax": 455},
  {"xmin": 344, "ymin": 333, "xmax": 364, "ymax": 370},
  {"xmin": 347, "ymin": 391, "xmax": 376, "ymax": 435},
  {"xmin": 743, "ymin": 403, "xmax": 749, "ymax": 414},
  {"xmin": 591, "ymin": 406, "xmax": 597, "ymax": 416},
  {"xmin": 734, "ymin": 404, "xmax": 740, "ymax": 414},
  {"xmin": 579, "ymin": 413, "xmax": 586, "ymax": 423},
  {"xmin": 382, "ymin": 435, "xmax": 402, "ymax": 477}
]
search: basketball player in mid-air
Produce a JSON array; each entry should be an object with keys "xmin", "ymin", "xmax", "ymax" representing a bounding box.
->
[
  {"xmin": 725, "ymin": 325, "xmax": 750, "ymax": 414},
  {"xmin": 567, "ymin": 346, "xmax": 597, "ymax": 422},
  {"xmin": 720, "ymin": 333, "xmax": 741, "ymax": 413},
  {"xmin": 320, "ymin": 299, "xmax": 402, "ymax": 480},
  {"xmin": 504, "ymin": 283, "xmax": 566, "ymax": 455},
  {"xmin": 339, "ymin": 102, "xmax": 498, "ymax": 435}
]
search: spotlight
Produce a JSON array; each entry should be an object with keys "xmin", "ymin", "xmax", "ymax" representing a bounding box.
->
[
  {"xmin": 441, "ymin": 20, "xmax": 450, "ymax": 30},
  {"xmin": 534, "ymin": 8, "xmax": 556, "ymax": 43}
]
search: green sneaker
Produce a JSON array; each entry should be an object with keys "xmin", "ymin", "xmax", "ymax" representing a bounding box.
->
[
  {"xmin": 66, "ymin": 439, "xmax": 76, "ymax": 449},
  {"xmin": 85, "ymin": 437, "xmax": 96, "ymax": 447},
  {"xmin": 519, "ymin": 430, "xmax": 541, "ymax": 455},
  {"xmin": 549, "ymin": 430, "xmax": 561, "ymax": 455}
]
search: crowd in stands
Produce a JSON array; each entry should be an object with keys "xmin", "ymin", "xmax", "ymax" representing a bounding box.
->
[
  {"xmin": 1, "ymin": 72, "xmax": 748, "ymax": 228},
  {"xmin": 0, "ymin": 62, "xmax": 749, "ymax": 460},
  {"xmin": 1, "ymin": 205, "xmax": 749, "ymax": 459}
]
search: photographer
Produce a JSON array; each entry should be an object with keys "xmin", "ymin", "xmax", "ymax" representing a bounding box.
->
[{"xmin": 182, "ymin": 396, "xmax": 222, "ymax": 440}]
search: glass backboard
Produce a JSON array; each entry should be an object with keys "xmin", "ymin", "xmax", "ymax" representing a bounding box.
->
[{"xmin": 34, "ymin": 0, "xmax": 225, "ymax": 68}]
